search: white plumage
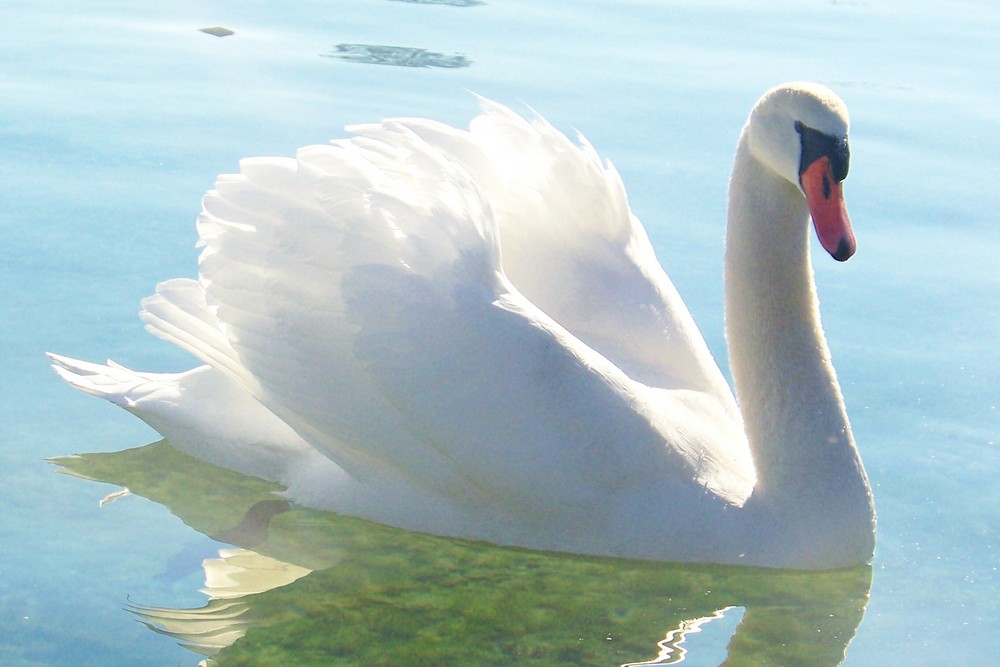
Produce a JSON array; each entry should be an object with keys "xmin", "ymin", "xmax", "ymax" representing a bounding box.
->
[{"xmin": 52, "ymin": 83, "xmax": 875, "ymax": 569}]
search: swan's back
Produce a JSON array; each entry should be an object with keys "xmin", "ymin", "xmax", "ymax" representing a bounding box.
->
[{"xmin": 137, "ymin": 99, "xmax": 756, "ymax": 549}]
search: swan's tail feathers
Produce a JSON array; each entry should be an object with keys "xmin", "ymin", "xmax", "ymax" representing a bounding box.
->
[
  {"xmin": 139, "ymin": 278, "xmax": 260, "ymax": 395},
  {"xmin": 47, "ymin": 353, "xmax": 151, "ymax": 409},
  {"xmin": 46, "ymin": 352, "xmax": 178, "ymax": 412}
]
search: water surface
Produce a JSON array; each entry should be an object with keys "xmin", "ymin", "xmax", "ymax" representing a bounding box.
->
[{"xmin": 1, "ymin": 1, "xmax": 997, "ymax": 664}]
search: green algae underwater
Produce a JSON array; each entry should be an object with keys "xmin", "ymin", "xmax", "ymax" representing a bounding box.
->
[{"xmin": 53, "ymin": 442, "xmax": 871, "ymax": 666}]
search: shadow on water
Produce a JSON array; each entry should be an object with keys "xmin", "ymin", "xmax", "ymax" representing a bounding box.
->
[{"xmin": 53, "ymin": 442, "xmax": 871, "ymax": 666}]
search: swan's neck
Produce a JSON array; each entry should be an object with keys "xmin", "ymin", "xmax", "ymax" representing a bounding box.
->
[{"xmin": 724, "ymin": 131, "xmax": 874, "ymax": 564}]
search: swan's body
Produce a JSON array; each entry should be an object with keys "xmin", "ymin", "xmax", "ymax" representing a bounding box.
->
[{"xmin": 52, "ymin": 83, "xmax": 875, "ymax": 569}]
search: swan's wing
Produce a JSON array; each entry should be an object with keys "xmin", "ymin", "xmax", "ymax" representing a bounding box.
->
[
  {"xmin": 185, "ymin": 133, "xmax": 496, "ymax": 493},
  {"xmin": 352, "ymin": 100, "xmax": 738, "ymax": 407},
  {"xmin": 349, "ymin": 104, "xmax": 754, "ymax": 503},
  {"xmin": 340, "ymin": 261, "xmax": 756, "ymax": 515},
  {"xmin": 144, "ymin": 114, "xmax": 754, "ymax": 531}
]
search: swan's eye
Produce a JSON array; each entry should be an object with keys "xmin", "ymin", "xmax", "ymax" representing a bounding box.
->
[{"xmin": 795, "ymin": 121, "xmax": 850, "ymax": 182}]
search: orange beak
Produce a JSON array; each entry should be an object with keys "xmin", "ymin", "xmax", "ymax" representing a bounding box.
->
[{"xmin": 801, "ymin": 155, "xmax": 856, "ymax": 261}]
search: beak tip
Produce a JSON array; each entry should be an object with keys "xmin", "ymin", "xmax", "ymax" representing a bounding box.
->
[{"xmin": 830, "ymin": 237, "xmax": 856, "ymax": 262}]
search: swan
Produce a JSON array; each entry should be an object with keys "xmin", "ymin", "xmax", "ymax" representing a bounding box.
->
[{"xmin": 50, "ymin": 82, "xmax": 875, "ymax": 570}]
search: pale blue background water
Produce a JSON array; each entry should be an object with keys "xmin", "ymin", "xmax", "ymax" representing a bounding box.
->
[{"xmin": 1, "ymin": 0, "xmax": 997, "ymax": 664}]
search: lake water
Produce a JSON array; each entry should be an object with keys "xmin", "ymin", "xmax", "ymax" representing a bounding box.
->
[{"xmin": 1, "ymin": 0, "xmax": 997, "ymax": 665}]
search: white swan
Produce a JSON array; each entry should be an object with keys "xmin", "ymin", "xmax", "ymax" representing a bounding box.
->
[{"xmin": 51, "ymin": 83, "xmax": 875, "ymax": 569}]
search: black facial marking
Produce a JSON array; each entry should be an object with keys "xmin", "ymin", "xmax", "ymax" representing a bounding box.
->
[{"xmin": 795, "ymin": 120, "xmax": 850, "ymax": 182}]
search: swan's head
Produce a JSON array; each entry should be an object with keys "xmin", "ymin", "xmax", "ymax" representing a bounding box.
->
[{"xmin": 748, "ymin": 82, "xmax": 856, "ymax": 261}]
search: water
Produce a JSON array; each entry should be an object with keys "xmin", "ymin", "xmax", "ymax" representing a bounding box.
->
[{"xmin": 1, "ymin": 0, "xmax": 997, "ymax": 664}]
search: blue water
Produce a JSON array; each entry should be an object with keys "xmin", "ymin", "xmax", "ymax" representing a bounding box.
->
[{"xmin": 2, "ymin": 0, "xmax": 997, "ymax": 664}]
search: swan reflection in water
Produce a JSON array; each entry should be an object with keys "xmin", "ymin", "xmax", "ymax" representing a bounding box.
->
[{"xmin": 54, "ymin": 441, "xmax": 872, "ymax": 666}]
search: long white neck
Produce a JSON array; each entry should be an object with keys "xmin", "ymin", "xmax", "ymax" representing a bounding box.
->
[{"xmin": 724, "ymin": 130, "xmax": 875, "ymax": 567}]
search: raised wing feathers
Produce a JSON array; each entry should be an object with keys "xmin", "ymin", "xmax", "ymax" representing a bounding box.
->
[{"xmin": 141, "ymin": 100, "xmax": 754, "ymax": 520}]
